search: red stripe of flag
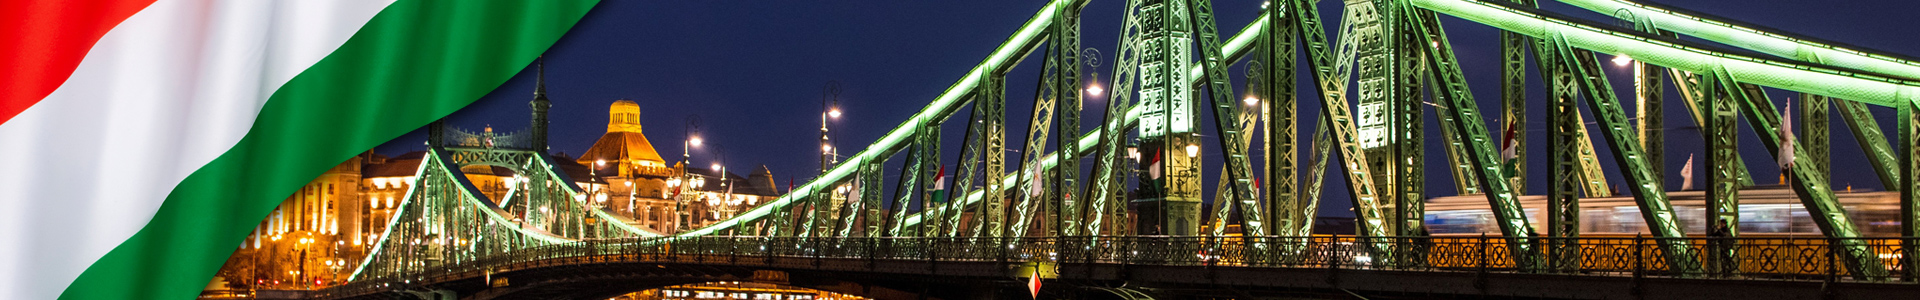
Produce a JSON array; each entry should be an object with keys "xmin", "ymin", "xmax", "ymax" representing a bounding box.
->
[{"xmin": 0, "ymin": 0, "xmax": 157, "ymax": 124}]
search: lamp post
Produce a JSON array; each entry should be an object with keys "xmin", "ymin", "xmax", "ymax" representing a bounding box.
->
[{"xmin": 821, "ymin": 81, "xmax": 842, "ymax": 176}]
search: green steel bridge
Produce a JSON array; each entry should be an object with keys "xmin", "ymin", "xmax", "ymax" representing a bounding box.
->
[{"xmin": 329, "ymin": 0, "xmax": 1920, "ymax": 298}]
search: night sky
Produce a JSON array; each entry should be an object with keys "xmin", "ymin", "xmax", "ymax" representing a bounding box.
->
[{"xmin": 375, "ymin": 0, "xmax": 1920, "ymax": 217}]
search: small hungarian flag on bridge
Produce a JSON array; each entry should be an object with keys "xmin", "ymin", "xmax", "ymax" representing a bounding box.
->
[
  {"xmin": 1148, "ymin": 152, "xmax": 1164, "ymax": 180},
  {"xmin": 930, "ymin": 164, "xmax": 947, "ymax": 202},
  {"xmin": 0, "ymin": 1, "xmax": 599, "ymax": 299}
]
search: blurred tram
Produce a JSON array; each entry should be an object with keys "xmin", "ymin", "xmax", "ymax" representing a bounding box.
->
[{"xmin": 1423, "ymin": 185, "xmax": 1903, "ymax": 237}]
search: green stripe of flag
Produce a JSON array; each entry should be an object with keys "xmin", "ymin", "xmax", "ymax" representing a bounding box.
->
[{"xmin": 60, "ymin": 1, "xmax": 599, "ymax": 298}]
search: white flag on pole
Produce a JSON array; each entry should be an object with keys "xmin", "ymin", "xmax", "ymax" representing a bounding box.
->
[
  {"xmin": 1778, "ymin": 99, "xmax": 1796, "ymax": 170},
  {"xmin": 1028, "ymin": 164, "xmax": 1044, "ymax": 198},
  {"xmin": 1680, "ymin": 154, "xmax": 1695, "ymax": 191}
]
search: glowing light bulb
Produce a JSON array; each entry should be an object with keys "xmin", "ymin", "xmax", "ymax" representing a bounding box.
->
[
  {"xmin": 829, "ymin": 108, "xmax": 842, "ymax": 119},
  {"xmin": 1243, "ymin": 96, "xmax": 1259, "ymax": 106},
  {"xmin": 1086, "ymin": 84, "xmax": 1104, "ymax": 95},
  {"xmin": 1186, "ymin": 144, "xmax": 1200, "ymax": 158},
  {"xmin": 1612, "ymin": 54, "xmax": 1633, "ymax": 66},
  {"xmin": 690, "ymin": 137, "xmax": 703, "ymax": 147}
]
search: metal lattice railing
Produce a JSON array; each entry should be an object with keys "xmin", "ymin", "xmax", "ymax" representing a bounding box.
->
[{"xmin": 316, "ymin": 236, "xmax": 1917, "ymax": 298}]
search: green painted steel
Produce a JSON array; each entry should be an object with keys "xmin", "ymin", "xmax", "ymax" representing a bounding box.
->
[
  {"xmin": 1558, "ymin": 0, "xmax": 1920, "ymax": 81},
  {"xmin": 1702, "ymin": 73, "xmax": 1740, "ymax": 238},
  {"xmin": 1726, "ymin": 79, "xmax": 1887, "ymax": 279},
  {"xmin": 1404, "ymin": 6, "xmax": 1541, "ymax": 268},
  {"xmin": 1900, "ymin": 102, "xmax": 1920, "ymax": 281},
  {"xmin": 889, "ymin": 146, "xmax": 923, "ymax": 237},
  {"xmin": 1835, "ymin": 100, "xmax": 1902, "ymax": 190},
  {"xmin": 1012, "ymin": 37, "xmax": 1060, "ymax": 237},
  {"xmin": 1391, "ymin": 4, "xmax": 1428, "ymax": 237},
  {"xmin": 1262, "ymin": 3, "xmax": 1300, "ymax": 239},
  {"xmin": 1189, "ymin": 0, "xmax": 1270, "ymax": 237},
  {"xmin": 1288, "ymin": 0, "xmax": 1391, "ymax": 242},
  {"xmin": 1541, "ymin": 33, "xmax": 1583, "ymax": 270},
  {"xmin": 978, "ymin": 73, "xmax": 1009, "ymax": 238},
  {"xmin": 1803, "ymin": 94, "xmax": 1828, "ymax": 181},
  {"xmin": 1410, "ymin": 0, "xmax": 1920, "ymax": 109},
  {"xmin": 1549, "ymin": 39, "xmax": 1698, "ymax": 273},
  {"xmin": 1498, "ymin": 0, "xmax": 1528, "ymax": 197},
  {"xmin": 1299, "ymin": 116, "xmax": 1333, "ymax": 236},
  {"xmin": 1435, "ymin": 97, "xmax": 1480, "ymax": 195},
  {"xmin": 1052, "ymin": 5, "xmax": 1085, "ymax": 237},
  {"xmin": 1086, "ymin": 0, "xmax": 1147, "ymax": 238},
  {"xmin": 1671, "ymin": 69, "xmax": 1757, "ymax": 187}
]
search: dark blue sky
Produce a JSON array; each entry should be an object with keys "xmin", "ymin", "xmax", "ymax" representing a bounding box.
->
[{"xmin": 377, "ymin": 0, "xmax": 1920, "ymax": 217}]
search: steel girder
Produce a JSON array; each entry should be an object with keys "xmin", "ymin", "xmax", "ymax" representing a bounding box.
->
[
  {"xmin": 1188, "ymin": 0, "xmax": 1270, "ymax": 237},
  {"xmin": 1435, "ymin": 96, "xmax": 1480, "ymax": 195},
  {"xmin": 1540, "ymin": 33, "xmax": 1583, "ymax": 270},
  {"xmin": 1545, "ymin": 38, "xmax": 1698, "ymax": 273},
  {"xmin": 1412, "ymin": 0, "xmax": 1920, "ymax": 108},
  {"xmin": 944, "ymin": 86, "xmax": 987, "ymax": 237},
  {"xmin": 918, "ymin": 120, "xmax": 943, "ymax": 237},
  {"xmin": 1210, "ymin": 100, "xmax": 1260, "ymax": 236},
  {"xmin": 1834, "ymin": 100, "xmax": 1902, "ymax": 190},
  {"xmin": 1900, "ymin": 102, "xmax": 1920, "ymax": 280},
  {"xmin": 1404, "ymin": 6, "xmax": 1540, "ymax": 268},
  {"xmin": 1803, "ymin": 94, "xmax": 1828, "ymax": 181},
  {"xmin": 350, "ymin": 148, "xmax": 582, "ymax": 281},
  {"xmin": 1288, "ymin": 0, "xmax": 1391, "ymax": 243},
  {"xmin": 1498, "ymin": 1, "xmax": 1527, "ymax": 197},
  {"xmin": 978, "ymin": 72, "xmax": 1010, "ymax": 238},
  {"xmin": 1724, "ymin": 79, "xmax": 1887, "ymax": 279},
  {"xmin": 1558, "ymin": 0, "xmax": 1920, "ymax": 81},
  {"xmin": 1298, "ymin": 116, "xmax": 1333, "ymax": 237},
  {"xmin": 1392, "ymin": 14, "xmax": 1428, "ymax": 236},
  {"xmin": 1051, "ymin": 5, "xmax": 1085, "ymax": 237},
  {"xmin": 1671, "ymin": 69, "xmax": 1756, "ymax": 187},
  {"xmin": 1262, "ymin": 6, "xmax": 1303, "ymax": 237},
  {"xmin": 1701, "ymin": 73, "xmax": 1740, "ymax": 237},
  {"xmin": 1086, "ymin": 0, "xmax": 1148, "ymax": 238},
  {"xmin": 888, "ymin": 145, "xmax": 924, "ymax": 237},
  {"xmin": 1012, "ymin": 36, "xmax": 1060, "ymax": 238}
]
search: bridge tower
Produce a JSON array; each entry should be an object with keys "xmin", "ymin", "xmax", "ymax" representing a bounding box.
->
[
  {"xmin": 531, "ymin": 57, "xmax": 552, "ymax": 152},
  {"xmin": 1132, "ymin": 0, "xmax": 1202, "ymax": 236}
]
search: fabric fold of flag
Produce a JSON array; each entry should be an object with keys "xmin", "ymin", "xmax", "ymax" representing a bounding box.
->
[{"xmin": 0, "ymin": 1, "xmax": 602, "ymax": 299}]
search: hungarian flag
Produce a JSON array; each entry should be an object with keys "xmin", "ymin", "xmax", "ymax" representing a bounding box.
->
[
  {"xmin": 0, "ymin": 1, "xmax": 597, "ymax": 299},
  {"xmin": 930, "ymin": 164, "xmax": 947, "ymax": 203},
  {"xmin": 1148, "ymin": 152, "xmax": 1164, "ymax": 180},
  {"xmin": 1500, "ymin": 119, "xmax": 1520, "ymax": 177},
  {"xmin": 1778, "ymin": 99, "xmax": 1796, "ymax": 170},
  {"xmin": 1680, "ymin": 154, "xmax": 1695, "ymax": 191}
]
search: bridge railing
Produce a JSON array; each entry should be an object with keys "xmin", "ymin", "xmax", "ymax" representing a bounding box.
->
[{"xmin": 316, "ymin": 236, "xmax": 1916, "ymax": 299}]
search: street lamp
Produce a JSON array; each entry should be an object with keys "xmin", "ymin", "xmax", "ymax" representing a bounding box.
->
[
  {"xmin": 821, "ymin": 81, "xmax": 842, "ymax": 175},
  {"xmin": 1186, "ymin": 144, "xmax": 1200, "ymax": 158},
  {"xmin": 1612, "ymin": 54, "xmax": 1633, "ymax": 67}
]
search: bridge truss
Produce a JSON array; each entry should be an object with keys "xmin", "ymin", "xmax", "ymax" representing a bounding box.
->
[{"xmin": 350, "ymin": 0, "xmax": 1920, "ymax": 287}]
